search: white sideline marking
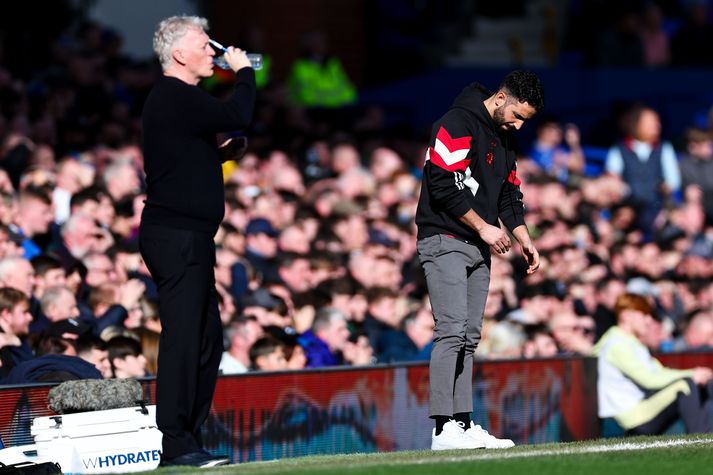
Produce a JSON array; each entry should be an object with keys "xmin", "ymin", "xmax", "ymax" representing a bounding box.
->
[
  {"xmin": 234, "ymin": 437, "xmax": 713, "ymax": 469},
  {"xmin": 421, "ymin": 437, "xmax": 713, "ymax": 464}
]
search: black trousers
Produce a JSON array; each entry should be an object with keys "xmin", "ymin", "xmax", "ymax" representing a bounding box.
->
[
  {"xmin": 628, "ymin": 378, "xmax": 712, "ymax": 436},
  {"xmin": 139, "ymin": 223, "xmax": 223, "ymax": 460}
]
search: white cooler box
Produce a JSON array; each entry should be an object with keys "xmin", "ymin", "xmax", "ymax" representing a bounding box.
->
[{"xmin": 0, "ymin": 405, "xmax": 162, "ymax": 474}]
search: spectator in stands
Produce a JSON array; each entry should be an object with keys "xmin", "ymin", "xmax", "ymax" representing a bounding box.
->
[
  {"xmin": 369, "ymin": 147, "xmax": 404, "ymax": 184},
  {"xmin": 107, "ymin": 335, "xmax": 147, "ymax": 379},
  {"xmin": 31, "ymin": 254, "xmax": 66, "ymax": 300},
  {"xmin": 331, "ymin": 142, "xmax": 362, "ymax": 177},
  {"xmin": 276, "ymin": 253, "xmax": 312, "ymax": 293},
  {"xmin": 263, "ymin": 326, "xmax": 307, "ymax": 370},
  {"xmin": 241, "ymin": 288, "xmax": 290, "ymax": 328},
  {"xmin": 249, "ymin": 336, "xmax": 288, "ymax": 371},
  {"xmin": 219, "ymin": 315, "xmax": 263, "ymax": 375},
  {"xmin": 0, "ymin": 256, "xmax": 35, "ymax": 299},
  {"xmin": 672, "ymin": 309, "xmax": 713, "ymax": 352},
  {"xmin": 549, "ymin": 311, "xmax": 594, "ymax": 355},
  {"xmin": 41, "ymin": 286, "xmax": 80, "ymax": 323},
  {"xmin": 363, "ymin": 287, "xmax": 401, "ymax": 352},
  {"xmin": 51, "ymin": 213, "xmax": 111, "ymax": 273},
  {"xmin": 231, "ymin": 218, "xmax": 280, "ymax": 297},
  {"xmin": 377, "ymin": 307, "xmax": 434, "ymax": 363},
  {"xmin": 308, "ymin": 251, "xmax": 345, "ymax": 288},
  {"xmin": 595, "ymin": 293, "xmax": 713, "ymax": 435},
  {"xmin": 679, "ymin": 128, "xmax": 713, "ymax": 223},
  {"xmin": 52, "ymin": 158, "xmax": 89, "ymax": 224},
  {"xmin": 75, "ymin": 335, "xmax": 111, "ymax": 378},
  {"xmin": 82, "ymin": 252, "xmax": 118, "ymax": 289},
  {"xmin": 0, "ymin": 287, "xmax": 33, "ymax": 374},
  {"xmin": 2, "ymin": 351, "xmax": 102, "ymax": 384},
  {"xmin": 477, "ymin": 320, "xmax": 526, "ymax": 359},
  {"xmin": 0, "ymin": 225, "xmax": 24, "ymax": 260},
  {"xmin": 102, "ymin": 158, "xmax": 140, "ymax": 202},
  {"xmin": 287, "ymin": 31, "xmax": 356, "ymax": 108},
  {"xmin": 638, "ymin": 2, "xmax": 670, "ymax": 68},
  {"xmin": 278, "ymin": 221, "xmax": 312, "ymax": 255},
  {"xmin": 34, "ymin": 332, "xmax": 76, "ymax": 357},
  {"xmin": 342, "ymin": 333, "xmax": 375, "ymax": 366},
  {"xmin": 592, "ymin": 278, "xmax": 627, "ymax": 340},
  {"xmin": 522, "ymin": 324, "xmax": 558, "ymax": 358},
  {"xmin": 330, "ymin": 209, "xmax": 369, "ymax": 253},
  {"xmin": 640, "ymin": 311, "xmax": 674, "ymax": 353},
  {"xmin": 605, "ymin": 104, "xmax": 681, "ymax": 238},
  {"xmin": 298, "ymin": 307, "xmax": 350, "ymax": 368},
  {"xmin": 68, "ymin": 186, "xmax": 104, "ymax": 222},
  {"xmin": 527, "ymin": 116, "xmax": 584, "ymax": 183},
  {"xmin": 80, "ymin": 253, "xmax": 145, "ymax": 333},
  {"xmin": 10, "ymin": 186, "xmax": 54, "ymax": 260}
]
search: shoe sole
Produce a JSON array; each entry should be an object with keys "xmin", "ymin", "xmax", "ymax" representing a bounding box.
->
[
  {"xmin": 432, "ymin": 443, "xmax": 485, "ymax": 450},
  {"xmin": 199, "ymin": 459, "xmax": 230, "ymax": 468}
]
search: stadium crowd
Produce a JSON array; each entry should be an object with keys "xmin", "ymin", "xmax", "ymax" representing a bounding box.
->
[{"xmin": 1, "ymin": 15, "xmax": 713, "ymax": 384}]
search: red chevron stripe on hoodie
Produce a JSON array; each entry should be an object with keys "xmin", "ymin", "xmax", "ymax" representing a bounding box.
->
[{"xmin": 427, "ymin": 126, "xmax": 472, "ymax": 172}]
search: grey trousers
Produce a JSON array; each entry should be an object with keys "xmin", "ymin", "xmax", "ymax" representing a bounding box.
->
[{"xmin": 417, "ymin": 234, "xmax": 490, "ymax": 417}]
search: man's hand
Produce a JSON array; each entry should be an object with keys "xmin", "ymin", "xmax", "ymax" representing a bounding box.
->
[
  {"xmin": 477, "ymin": 223, "xmax": 511, "ymax": 255},
  {"xmin": 520, "ymin": 239, "xmax": 540, "ymax": 274},
  {"xmin": 512, "ymin": 225, "xmax": 540, "ymax": 274},
  {"xmin": 692, "ymin": 367, "xmax": 713, "ymax": 385},
  {"xmin": 223, "ymin": 47, "xmax": 252, "ymax": 72}
]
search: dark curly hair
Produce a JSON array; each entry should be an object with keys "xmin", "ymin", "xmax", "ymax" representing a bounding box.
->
[{"xmin": 501, "ymin": 70, "xmax": 545, "ymax": 112}]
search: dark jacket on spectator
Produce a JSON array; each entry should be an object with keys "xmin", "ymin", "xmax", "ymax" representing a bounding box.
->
[{"xmin": 1, "ymin": 354, "xmax": 102, "ymax": 384}]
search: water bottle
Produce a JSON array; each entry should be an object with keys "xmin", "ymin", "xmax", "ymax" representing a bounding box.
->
[
  {"xmin": 214, "ymin": 53, "xmax": 263, "ymax": 71},
  {"xmin": 209, "ymin": 39, "xmax": 262, "ymax": 70}
]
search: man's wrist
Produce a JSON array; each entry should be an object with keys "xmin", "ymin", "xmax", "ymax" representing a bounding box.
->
[{"xmin": 512, "ymin": 225, "xmax": 531, "ymax": 242}]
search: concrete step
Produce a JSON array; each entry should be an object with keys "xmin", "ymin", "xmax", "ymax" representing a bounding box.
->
[
  {"xmin": 445, "ymin": 54, "xmax": 550, "ymax": 68},
  {"xmin": 472, "ymin": 17, "xmax": 543, "ymax": 39},
  {"xmin": 459, "ymin": 39, "xmax": 544, "ymax": 57}
]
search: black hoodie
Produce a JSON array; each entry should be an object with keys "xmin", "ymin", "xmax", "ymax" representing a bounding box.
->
[{"xmin": 416, "ymin": 83, "xmax": 526, "ymax": 247}]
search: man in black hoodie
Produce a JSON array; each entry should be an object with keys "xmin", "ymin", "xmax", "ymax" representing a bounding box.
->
[
  {"xmin": 416, "ymin": 70, "xmax": 544, "ymax": 450},
  {"xmin": 139, "ymin": 15, "xmax": 255, "ymax": 468}
]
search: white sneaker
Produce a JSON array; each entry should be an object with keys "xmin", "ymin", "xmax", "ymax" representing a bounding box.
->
[
  {"xmin": 431, "ymin": 420, "xmax": 485, "ymax": 450},
  {"xmin": 465, "ymin": 422, "xmax": 515, "ymax": 449}
]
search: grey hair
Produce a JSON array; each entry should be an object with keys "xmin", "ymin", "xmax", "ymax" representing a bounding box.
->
[
  {"xmin": 61, "ymin": 213, "xmax": 94, "ymax": 240},
  {"xmin": 0, "ymin": 257, "xmax": 29, "ymax": 282},
  {"xmin": 40, "ymin": 285, "xmax": 73, "ymax": 315},
  {"xmin": 153, "ymin": 15, "xmax": 209, "ymax": 71},
  {"xmin": 102, "ymin": 158, "xmax": 134, "ymax": 185},
  {"xmin": 312, "ymin": 307, "xmax": 346, "ymax": 333}
]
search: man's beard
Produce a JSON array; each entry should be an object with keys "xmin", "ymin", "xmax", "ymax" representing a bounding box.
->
[{"xmin": 494, "ymin": 104, "xmax": 511, "ymax": 127}]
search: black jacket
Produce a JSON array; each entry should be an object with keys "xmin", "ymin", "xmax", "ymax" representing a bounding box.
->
[
  {"xmin": 141, "ymin": 69, "xmax": 256, "ymax": 235},
  {"xmin": 416, "ymin": 83, "xmax": 526, "ymax": 245}
]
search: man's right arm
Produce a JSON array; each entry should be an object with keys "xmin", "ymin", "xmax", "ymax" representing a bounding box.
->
[{"xmin": 189, "ymin": 68, "xmax": 257, "ymax": 133}]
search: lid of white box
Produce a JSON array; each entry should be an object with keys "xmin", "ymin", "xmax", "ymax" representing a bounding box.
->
[{"xmin": 31, "ymin": 406, "xmax": 156, "ymax": 433}]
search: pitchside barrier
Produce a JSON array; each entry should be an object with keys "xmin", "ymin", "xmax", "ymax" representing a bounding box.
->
[{"xmin": 1, "ymin": 353, "xmax": 712, "ymax": 463}]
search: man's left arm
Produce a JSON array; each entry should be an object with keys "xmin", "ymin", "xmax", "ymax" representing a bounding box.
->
[{"xmin": 499, "ymin": 163, "xmax": 539, "ymax": 274}]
